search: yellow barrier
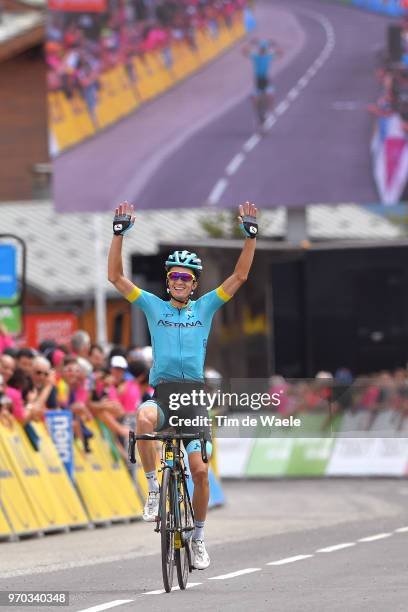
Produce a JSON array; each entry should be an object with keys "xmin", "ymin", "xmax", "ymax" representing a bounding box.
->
[
  {"xmin": 32, "ymin": 422, "xmax": 89, "ymax": 528},
  {"xmin": 0, "ymin": 506, "xmax": 12, "ymax": 538},
  {"xmin": 87, "ymin": 421, "xmax": 143, "ymax": 519},
  {"xmin": 49, "ymin": 14, "xmax": 245, "ymax": 154},
  {"xmin": 1, "ymin": 423, "xmax": 62, "ymax": 532},
  {"xmin": 0, "ymin": 426, "xmax": 40, "ymax": 536},
  {"xmin": 73, "ymin": 423, "xmax": 143, "ymax": 523}
]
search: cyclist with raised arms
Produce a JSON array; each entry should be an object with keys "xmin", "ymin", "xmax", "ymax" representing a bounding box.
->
[
  {"xmin": 243, "ymin": 38, "xmax": 283, "ymax": 126},
  {"xmin": 108, "ymin": 200, "xmax": 258, "ymax": 570}
]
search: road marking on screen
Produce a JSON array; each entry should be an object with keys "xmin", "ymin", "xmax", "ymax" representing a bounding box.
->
[
  {"xmin": 395, "ymin": 526, "xmax": 408, "ymax": 533},
  {"xmin": 206, "ymin": 8, "xmax": 336, "ymax": 205},
  {"xmin": 76, "ymin": 600, "xmax": 134, "ymax": 612},
  {"xmin": 243, "ymin": 134, "xmax": 261, "ymax": 152},
  {"xmin": 208, "ymin": 178, "xmax": 229, "ymax": 206},
  {"xmin": 317, "ymin": 543, "xmax": 356, "ymax": 553},
  {"xmin": 226, "ymin": 153, "xmax": 245, "ymax": 176},
  {"xmin": 287, "ymin": 88, "xmax": 300, "ymax": 101},
  {"xmin": 358, "ymin": 533, "xmax": 392, "ymax": 543},
  {"xmin": 275, "ymin": 100, "xmax": 290, "ymax": 116},
  {"xmin": 267, "ymin": 555, "xmax": 313, "ymax": 565},
  {"xmin": 208, "ymin": 568, "xmax": 261, "ymax": 580},
  {"xmin": 264, "ymin": 114, "xmax": 276, "ymax": 129}
]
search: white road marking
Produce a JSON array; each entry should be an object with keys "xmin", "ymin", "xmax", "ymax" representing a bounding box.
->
[
  {"xmin": 226, "ymin": 152, "xmax": 245, "ymax": 176},
  {"xmin": 76, "ymin": 601, "xmax": 134, "ymax": 612},
  {"xmin": 208, "ymin": 178, "xmax": 228, "ymax": 205},
  {"xmin": 395, "ymin": 526, "xmax": 408, "ymax": 533},
  {"xmin": 358, "ymin": 533, "xmax": 392, "ymax": 543},
  {"xmin": 297, "ymin": 76, "xmax": 309, "ymax": 88},
  {"xmin": 317, "ymin": 543, "xmax": 356, "ymax": 553},
  {"xmin": 267, "ymin": 555, "xmax": 313, "ymax": 566},
  {"xmin": 275, "ymin": 100, "xmax": 290, "ymax": 116},
  {"xmin": 209, "ymin": 568, "xmax": 261, "ymax": 580},
  {"xmin": 287, "ymin": 88, "xmax": 300, "ymax": 101},
  {"xmin": 264, "ymin": 114, "xmax": 277, "ymax": 129},
  {"xmin": 143, "ymin": 583, "xmax": 201, "ymax": 595},
  {"xmin": 243, "ymin": 134, "xmax": 261, "ymax": 152}
]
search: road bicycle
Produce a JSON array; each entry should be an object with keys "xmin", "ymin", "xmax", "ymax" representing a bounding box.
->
[
  {"xmin": 255, "ymin": 91, "xmax": 269, "ymax": 127},
  {"xmin": 128, "ymin": 430, "xmax": 208, "ymax": 593}
]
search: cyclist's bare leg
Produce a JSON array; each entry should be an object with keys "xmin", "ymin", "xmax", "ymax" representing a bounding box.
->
[
  {"xmin": 188, "ymin": 451, "xmax": 211, "ymax": 521},
  {"xmin": 136, "ymin": 404, "xmax": 158, "ymax": 473}
]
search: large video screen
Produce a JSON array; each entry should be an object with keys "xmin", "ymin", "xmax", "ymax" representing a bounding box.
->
[{"xmin": 47, "ymin": 0, "xmax": 408, "ymax": 212}]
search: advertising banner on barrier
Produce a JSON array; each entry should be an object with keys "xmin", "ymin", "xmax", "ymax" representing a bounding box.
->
[
  {"xmin": 371, "ymin": 115, "xmax": 408, "ymax": 205},
  {"xmin": 217, "ymin": 410, "xmax": 408, "ymax": 478},
  {"xmin": 216, "ymin": 436, "xmax": 254, "ymax": 478},
  {"xmin": 45, "ymin": 411, "xmax": 74, "ymax": 480}
]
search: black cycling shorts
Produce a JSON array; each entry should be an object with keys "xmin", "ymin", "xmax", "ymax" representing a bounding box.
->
[{"xmin": 142, "ymin": 381, "xmax": 212, "ymax": 448}]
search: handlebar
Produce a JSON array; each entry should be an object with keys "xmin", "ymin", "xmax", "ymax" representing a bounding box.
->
[{"xmin": 128, "ymin": 431, "xmax": 208, "ymax": 464}]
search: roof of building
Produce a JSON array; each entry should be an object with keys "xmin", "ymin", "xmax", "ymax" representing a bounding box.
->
[
  {"xmin": 0, "ymin": 200, "xmax": 403, "ymax": 301},
  {"xmin": 0, "ymin": 11, "xmax": 43, "ymax": 45}
]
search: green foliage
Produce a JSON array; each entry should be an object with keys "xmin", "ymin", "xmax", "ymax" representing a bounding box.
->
[{"xmin": 200, "ymin": 210, "xmax": 246, "ymax": 239}]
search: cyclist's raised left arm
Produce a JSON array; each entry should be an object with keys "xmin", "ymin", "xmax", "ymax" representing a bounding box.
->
[{"xmin": 220, "ymin": 202, "xmax": 257, "ymax": 299}]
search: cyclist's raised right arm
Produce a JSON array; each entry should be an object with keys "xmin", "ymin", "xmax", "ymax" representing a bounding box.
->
[{"xmin": 108, "ymin": 201, "xmax": 137, "ymax": 299}]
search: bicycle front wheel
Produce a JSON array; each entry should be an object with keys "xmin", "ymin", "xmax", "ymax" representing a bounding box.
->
[
  {"xmin": 175, "ymin": 475, "xmax": 194, "ymax": 589},
  {"xmin": 160, "ymin": 468, "xmax": 175, "ymax": 593}
]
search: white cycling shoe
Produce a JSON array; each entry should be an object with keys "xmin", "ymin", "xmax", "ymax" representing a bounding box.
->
[
  {"xmin": 143, "ymin": 491, "xmax": 160, "ymax": 522},
  {"xmin": 191, "ymin": 539, "xmax": 210, "ymax": 570}
]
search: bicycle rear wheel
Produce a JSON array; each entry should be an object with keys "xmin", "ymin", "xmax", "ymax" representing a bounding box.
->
[
  {"xmin": 175, "ymin": 475, "xmax": 194, "ymax": 589},
  {"xmin": 160, "ymin": 468, "xmax": 175, "ymax": 593}
]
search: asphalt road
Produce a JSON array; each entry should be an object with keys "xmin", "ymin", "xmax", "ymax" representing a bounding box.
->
[
  {"xmin": 1, "ymin": 479, "xmax": 408, "ymax": 611},
  {"xmin": 54, "ymin": 0, "xmax": 389, "ymax": 213}
]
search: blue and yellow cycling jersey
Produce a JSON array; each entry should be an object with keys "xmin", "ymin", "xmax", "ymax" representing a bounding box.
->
[
  {"xmin": 250, "ymin": 51, "xmax": 274, "ymax": 78},
  {"xmin": 126, "ymin": 286, "xmax": 231, "ymax": 387}
]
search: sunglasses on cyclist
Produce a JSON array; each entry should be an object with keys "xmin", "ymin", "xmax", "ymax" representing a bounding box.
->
[{"xmin": 167, "ymin": 271, "xmax": 195, "ymax": 282}]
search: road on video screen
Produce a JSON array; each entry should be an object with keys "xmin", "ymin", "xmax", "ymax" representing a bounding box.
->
[
  {"xmin": 1, "ymin": 479, "xmax": 407, "ymax": 612},
  {"xmin": 53, "ymin": 0, "xmax": 385, "ymax": 212}
]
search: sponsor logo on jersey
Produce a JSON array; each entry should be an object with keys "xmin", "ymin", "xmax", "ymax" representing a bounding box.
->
[{"xmin": 157, "ymin": 319, "xmax": 203, "ymax": 328}]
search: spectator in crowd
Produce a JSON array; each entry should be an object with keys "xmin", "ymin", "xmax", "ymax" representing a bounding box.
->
[
  {"xmin": 58, "ymin": 357, "xmax": 94, "ymax": 451},
  {"xmin": 0, "ymin": 354, "xmax": 42, "ymax": 423},
  {"xmin": 16, "ymin": 347, "xmax": 35, "ymax": 376},
  {"xmin": 128, "ymin": 359, "xmax": 153, "ymax": 402},
  {"xmin": 0, "ymin": 373, "xmax": 14, "ymax": 429},
  {"xmin": 108, "ymin": 355, "xmax": 141, "ymax": 427},
  {"xmin": 31, "ymin": 355, "xmax": 59, "ymax": 411},
  {"xmin": 70, "ymin": 330, "xmax": 91, "ymax": 359},
  {"xmin": 89, "ymin": 343, "xmax": 106, "ymax": 371}
]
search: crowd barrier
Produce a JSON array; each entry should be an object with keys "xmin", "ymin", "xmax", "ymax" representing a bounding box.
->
[
  {"xmin": 0, "ymin": 415, "xmax": 225, "ymax": 541},
  {"xmin": 324, "ymin": 0, "xmax": 407, "ymax": 16},
  {"xmin": 49, "ymin": 14, "xmax": 245, "ymax": 156},
  {"xmin": 217, "ymin": 410, "xmax": 408, "ymax": 478},
  {"xmin": 371, "ymin": 113, "xmax": 408, "ymax": 204}
]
